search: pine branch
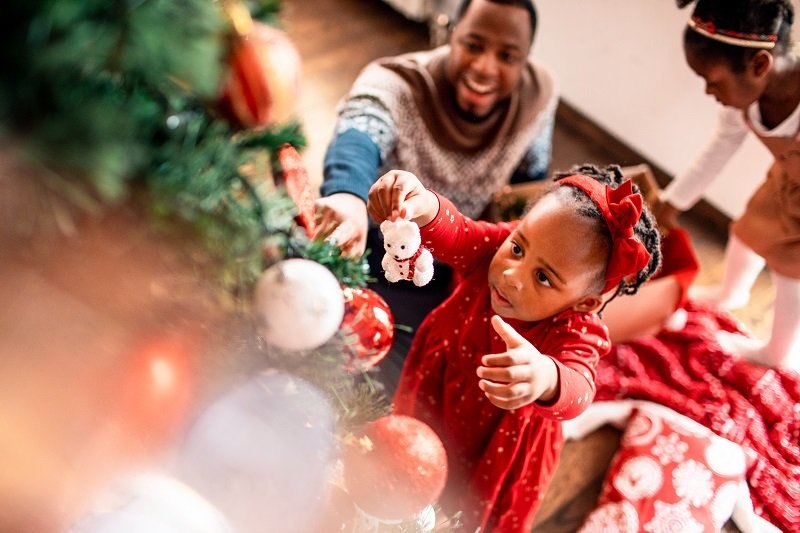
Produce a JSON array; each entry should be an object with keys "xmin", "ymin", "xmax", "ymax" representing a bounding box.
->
[
  {"xmin": 248, "ymin": 0, "xmax": 283, "ymax": 23},
  {"xmin": 296, "ymin": 239, "xmax": 373, "ymax": 288},
  {"xmin": 237, "ymin": 121, "xmax": 306, "ymax": 152}
]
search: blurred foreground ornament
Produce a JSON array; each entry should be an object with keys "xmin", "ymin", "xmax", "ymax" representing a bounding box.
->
[
  {"xmin": 69, "ymin": 473, "xmax": 232, "ymax": 533},
  {"xmin": 255, "ymin": 258, "xmax": 345, "ymax": 351},
  {"xmin": 342, "ymin": 415, "xmax": 447, "ymax": 521},
  {"xmin": 341, "ymin": 287, "xmax": 394, "ymax": 372},
  {"xmin": 218, "ymin": 14, "xmax": 301, "ymax": 129},
  {"xmin": 315, "ymin": 484, "xmax": 357, "ymax": 532},
  {"xmin": 177, "ymin": 371, "xmax": 335, "ymax": 533},
  {"xmin": 116, "ymin": 337, "xmax": 193, "ymax": 450}
]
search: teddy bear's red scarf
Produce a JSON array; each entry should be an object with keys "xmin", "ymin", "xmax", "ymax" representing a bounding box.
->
[{"xmin": 395, "ymin": 246, "xmax": 426, "ymax": 280}]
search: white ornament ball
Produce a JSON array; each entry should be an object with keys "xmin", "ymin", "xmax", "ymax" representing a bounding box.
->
[
  {"xmin": 255, "ymin": 258, "xmax": 344, "ymax": 351},
  {"xmin": 69, "ymin": 472, "xmax": 232, "ymax": 533},
  {"xmin": 177, "ymin": 372, "xmax": 335, "ymax": 533}
]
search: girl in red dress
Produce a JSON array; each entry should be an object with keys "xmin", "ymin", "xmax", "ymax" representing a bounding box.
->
[{"xmin": 367, "ymin": 164, "xmax": 662, "ymax": 532}]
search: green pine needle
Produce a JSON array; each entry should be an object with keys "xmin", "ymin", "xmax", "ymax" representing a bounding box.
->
[
  {"xmin": 297, "ymin": 239, "xmax": 373, "ymax": 288},
  {"xmin": 237, "ymin": 121, "xmax": 307, "ymax": 152}
]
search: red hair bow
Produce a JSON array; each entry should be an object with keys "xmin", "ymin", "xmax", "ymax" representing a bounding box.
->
[{"xmin": 558, "ymin": 175, "xmax": 652, "ymax": 294}]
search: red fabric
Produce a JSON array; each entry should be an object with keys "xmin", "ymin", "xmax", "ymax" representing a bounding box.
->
[
  {"xmin": 393, "ymin": 195, "xmax": 610, "ymax": 532},
  {"xmin": 651, "ymin": 228, "xmax": 700, "ymax": 310},
  {"xmin": 557, "ymin": 176, "xmax": 651, "ymax": 293},
  {"xmin": 579, "ymin": 406, "xmax": 748, "ymax": 532},
  {"xmin": 597, "ymin": 304, "xmax": 800, "ymax": 532}
]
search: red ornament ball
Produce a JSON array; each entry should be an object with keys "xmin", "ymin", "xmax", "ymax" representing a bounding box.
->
[
  {"xmin": 117, "ymin": 336, "xmax": 193, "ymax": 449},
  {"xmin": 342, "ymin": 415, "xmax": 447, "ymax": 521},
  {"xmin": 340, "ymin": 287, "xmax": 394, "ymax": 372},
  {"xmin": 219, "ymin": 22, "xmax": 301, "ymax": 129}
]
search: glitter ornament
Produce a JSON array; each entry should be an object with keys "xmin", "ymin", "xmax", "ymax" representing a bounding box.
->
[
  {"xmin": 340, "ymin": 286, "xmax": 394, "ymax": 372},
  {"xmin": 342, "ymin": 415, "xmax": 447, "ymax": 521}
]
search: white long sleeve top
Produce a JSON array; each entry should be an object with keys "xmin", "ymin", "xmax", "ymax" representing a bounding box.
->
[{"xmin": 661, "ymin": 102, "xmax": 800, "ymax": 210}]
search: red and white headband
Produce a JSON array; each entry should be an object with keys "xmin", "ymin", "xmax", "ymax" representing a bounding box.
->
[
  {"xmin": 557, "ymin": 175, "xmax": 651, "ymax": 294},
  {"xmin": 687, "ymin": 16, "xmax": 777, "ymax": 50}
]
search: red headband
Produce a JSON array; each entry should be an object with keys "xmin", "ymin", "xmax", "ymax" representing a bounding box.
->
[{"xmin": 557, "ymin": 175, "xmax": 651, "ymax": 294}]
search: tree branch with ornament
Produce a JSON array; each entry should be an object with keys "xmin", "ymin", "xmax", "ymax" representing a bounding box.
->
[{"xmin": 0, "ymin": 0, "xmax": 454, "ymax": 531}]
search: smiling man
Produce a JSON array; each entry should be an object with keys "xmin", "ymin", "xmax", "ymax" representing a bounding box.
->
[
  {"xmin": 316, "ymin": 0, "xmax": 556, "ymax": 256},
  {"xmin": 315, "ymin": 0, "xmax": 557, "ymax": 393}
]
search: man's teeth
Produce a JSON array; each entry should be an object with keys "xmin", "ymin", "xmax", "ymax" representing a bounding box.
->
[{"xmin": 464, "ymin": 79, "xmax": 492, "ymax": 94}]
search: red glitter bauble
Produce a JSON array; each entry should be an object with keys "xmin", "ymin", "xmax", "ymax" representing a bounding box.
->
[
  {"xmin": 340, "ymin": 287, "xmax": 394, "ymax": 372},
  {"xmin": 342, "ymin": 415, "xmax": 447, "ymax": 520}
]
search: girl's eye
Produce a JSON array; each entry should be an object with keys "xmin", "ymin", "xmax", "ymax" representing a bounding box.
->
[
  {"xmin": 535, "ymin": 270, "xmax": 552, "ymax": 287},
  {"xmin": 400, "ymin": 245, "xmax": 405, "ymax": 249},
  {"xmin": 510, "ymin": 242, "xmax": 522, "ymax": 256}
]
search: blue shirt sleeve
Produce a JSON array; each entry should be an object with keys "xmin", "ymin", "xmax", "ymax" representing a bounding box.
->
[
  {"xmin": 320, "ymin": 128, "xmax": 382, "ymax": 203},
  {"xmin": 510, "ymin": 105, "xmax": 555, "ymax": 184}
]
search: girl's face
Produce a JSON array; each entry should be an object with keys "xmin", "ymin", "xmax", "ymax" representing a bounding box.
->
[
  {"xmin": 685, "ymin": 47, "xmax": 769, "ymax": 109},
  {"xmin": 446, "ymin": 0, "xmax": 533, "ymax": 119},
  {"xmin": 487, "ymin": 193, "xmax": 607, "ymax": 322}
]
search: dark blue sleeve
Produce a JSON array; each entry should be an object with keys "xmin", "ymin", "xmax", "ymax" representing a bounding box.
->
[
  {"xmin": 510, "ymin": 107, "xmax": 555, "ymax": 184},
  {"xmin": 320, "ymin": 129, "xmax": 382, "ymax": 203}
]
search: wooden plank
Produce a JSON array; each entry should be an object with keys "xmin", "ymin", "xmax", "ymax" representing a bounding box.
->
[{"xmin": 533, "ymin": 427, "xmax": 621, "ymax": 531}]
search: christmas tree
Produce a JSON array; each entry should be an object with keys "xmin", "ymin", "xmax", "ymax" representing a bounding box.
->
[{"xmin": 0, "ymin": 1, "xmax": 451, "ymax": 531}]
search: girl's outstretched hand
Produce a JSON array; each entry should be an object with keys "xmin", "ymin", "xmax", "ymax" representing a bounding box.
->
[
  {"xmin": 477, "ymin": 315, "xmax": 559, "ymax": 410},
  {"xmin": 367, "ymin": 170, "xmax": 438, "ymax": 226}
]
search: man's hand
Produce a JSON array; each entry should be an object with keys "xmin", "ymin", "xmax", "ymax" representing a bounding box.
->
[
  {"xmin": 313, "ymin": 193, "xmax": 369, "ymax": 257},
  {"xmin": 476, "ymin": 315, "xmax": 559, "ymax": 410}
]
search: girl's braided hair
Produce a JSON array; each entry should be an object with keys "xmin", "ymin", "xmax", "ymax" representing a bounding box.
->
[
  {"xmin": 553, "ymin": 164, "xmax": 663, "ymax": 298},
  {"xmin": 678, "ymin": 0, "xmax": 795, "ymax": 71}
]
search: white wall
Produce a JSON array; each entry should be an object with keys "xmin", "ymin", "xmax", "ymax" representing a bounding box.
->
[{"xmin": 534, "ymin": 0, "xmax": 797, "ymax": 219}]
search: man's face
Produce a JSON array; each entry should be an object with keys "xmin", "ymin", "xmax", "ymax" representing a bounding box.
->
[{"xmin": 446, "ymin": 0, "xmax": 533, "ymax": 119}]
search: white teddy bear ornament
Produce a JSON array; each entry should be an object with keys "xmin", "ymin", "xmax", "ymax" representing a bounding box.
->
[{"xmin": 379, "ymin": 218, "xmax": 434, "ymax": 287}]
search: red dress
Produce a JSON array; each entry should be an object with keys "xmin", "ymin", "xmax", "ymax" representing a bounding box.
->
[{"xmin": 393, "ymin": 195, "xmax": 611, "ymax": 532}]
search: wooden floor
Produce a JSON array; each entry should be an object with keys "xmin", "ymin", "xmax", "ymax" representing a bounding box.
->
[{"xmin": 282, "ymin": 1, "xmax": 773, "ymax": 530}]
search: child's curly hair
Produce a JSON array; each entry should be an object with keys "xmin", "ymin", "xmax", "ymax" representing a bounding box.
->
[{"xmin": 553, "ymin": 164, "xmax": 663, "ymax": 298}]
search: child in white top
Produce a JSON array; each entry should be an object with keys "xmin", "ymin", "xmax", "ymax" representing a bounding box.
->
[{"xmin": 659, "ymin": 0, "xmax": 800, "ymax": 369}]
